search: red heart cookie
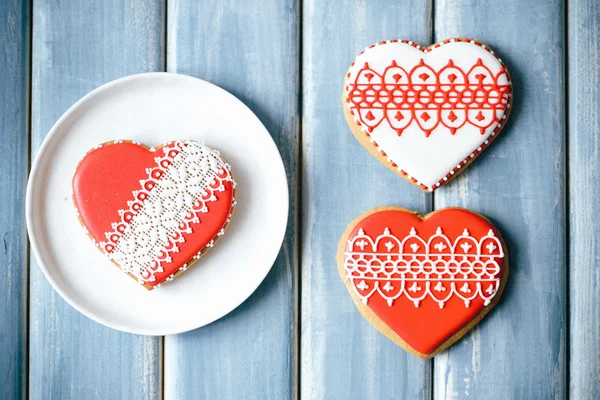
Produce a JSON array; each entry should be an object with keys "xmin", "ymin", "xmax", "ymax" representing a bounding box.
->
[
  {"xmin": 72, "ymin": 140, "xmax": 236, "ymax": 290},
  {"xmin": 343, "ymin": 38, "xmax": 512, "ymax": 191},
  {"xmin": 337, "ymin": 207, "xmax": 508, "ymax": 358}
]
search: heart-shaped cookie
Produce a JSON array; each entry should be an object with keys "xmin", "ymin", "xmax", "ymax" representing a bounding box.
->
[
  {"xmin": 343, "ymin": 38, "xmax": 512, "ymax": 191},
  {"xmin": 337, "ymin": 207, "xmax": 508, "ymax": 358},
  {"xmin": 72, "ymin": 140, "xmax": 236, "ymax": 290}
]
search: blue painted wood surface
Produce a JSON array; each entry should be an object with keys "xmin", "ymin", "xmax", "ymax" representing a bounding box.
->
[
  {"xmin": 164, "ymin": 1, "xmax": 298, "ymax": 399},
  {"xmin": 568, "ymin": 0, "xmax": 600, "ymax": 398},
  {"xmin": 1, "ymin": 0, "xmax": 598, "ymax": 398},
  {"xmin": 433, "ymin": 1, "xmax": 566, "ymax": 399},
  {"xmin": 0, "ymin": 1, "xmax": 29, "ymax": 399},
  {"xmin": 301, "ymin": 1, "xmax": 433, "ymax": 399},
  {"xmin": 29, "ymin": 1, "xmax": 164, "ymax": 399}
]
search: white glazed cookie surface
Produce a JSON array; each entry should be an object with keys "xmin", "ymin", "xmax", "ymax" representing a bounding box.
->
[{"xmin": 345, "ymin": 40, "xmax": 511, "ymax": 190}]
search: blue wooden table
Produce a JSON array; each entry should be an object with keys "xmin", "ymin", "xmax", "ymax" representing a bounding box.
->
[{"xmin": 0, "ymin": 0, "xmax": 597, "ymax": 398}]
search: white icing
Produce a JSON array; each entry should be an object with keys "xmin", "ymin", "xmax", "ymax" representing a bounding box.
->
[
  {"xmin": 346, "ymin": 41, "xmax": 510, "ymax": 189},
  {"xmin": 344, "ymin": 226, "xmax": 503, "ymax": 308},
  {"xmin": 103, "ymin": 141, "xmax": 234, "ymax": 282}
]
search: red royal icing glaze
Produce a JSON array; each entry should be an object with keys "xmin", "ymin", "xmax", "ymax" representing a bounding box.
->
[
  {"xmin": 73, "ymin": 141, "xmax": 234, "ymax": 287},
  {"xmin": 341, "ymin": 208, "xmax": 505, "ymax": 356},
  {"xmin": 73, "ymin": 143, "xmax": 157, "ymax": 242}
]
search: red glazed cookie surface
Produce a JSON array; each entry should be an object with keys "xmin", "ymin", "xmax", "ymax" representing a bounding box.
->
[
  {"xmin": 337, "ymin": 206, "xmax": 508, "ymax": 358},
  {"xmin": 72, "ymin": 140, "xmax": 236, "ymax": 289}
]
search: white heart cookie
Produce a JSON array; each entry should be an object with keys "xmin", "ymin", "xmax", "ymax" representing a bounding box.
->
[{"xmin": 343, "ymin": 39, "xmax": 512, "ymax": 191}]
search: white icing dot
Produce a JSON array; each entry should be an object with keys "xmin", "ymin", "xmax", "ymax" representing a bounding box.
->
[{"xmin": 356, "ymin": 280, "xmax": 369, "ymax": 290}]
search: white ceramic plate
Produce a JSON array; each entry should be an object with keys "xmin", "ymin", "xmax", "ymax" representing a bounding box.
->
[{"xmin": 26, "ymin": 73, "xmax": 288, "ymax": 335}]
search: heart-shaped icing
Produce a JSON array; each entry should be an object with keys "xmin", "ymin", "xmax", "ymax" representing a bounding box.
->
[
  {"xmin": 337, "ymin": 207, "xmax": 508, "ymax": 358},
  {"xmin": 72, "ymin": 140, "xmax": 236, "ymax": 289},
  {"xmin": 343, "ymin": 38, "xmax": 512, "ymax": 191}
]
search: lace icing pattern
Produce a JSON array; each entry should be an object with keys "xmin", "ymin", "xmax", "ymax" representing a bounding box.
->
[
  {"xmin": 100, "ymin": 140, "xmax": 234, "ymax": 282},
  {"xmin": 347, "ymin": 58, "xmax": 511, "ymax": 136},
  {"xmin": 344, "ymin": 226, "xmax": 503, "ymax": 308}
]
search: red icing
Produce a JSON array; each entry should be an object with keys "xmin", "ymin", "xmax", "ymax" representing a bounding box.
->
[
  {"xmin": 342, "ymin": 208, "xmax": 505, "ymax": 356},
  {"xmin": 148, "ymin": 178, "xmax": 233, "ymax": 286},
  {"xmin": 348, "ymin": 58, "xmax": 511, "ymax": 137},
  {"xmin": 73, "ymin": 143, "xmax": 156, "ymax": 242},
  {"xmin": 72, "ymin": 141, "xmax": 234, "ymax": 287}
]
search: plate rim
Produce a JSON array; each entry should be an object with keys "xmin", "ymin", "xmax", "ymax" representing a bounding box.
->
[{"xmin": 26, "ymin": 72, "xmax": 289, "ymax": 335}]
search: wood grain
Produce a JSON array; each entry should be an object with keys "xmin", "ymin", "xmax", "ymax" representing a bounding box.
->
[
  {"xmin": 29, "ymin": 1, "xmax": 164, "ymax": 399},
  {"xmin": 0, "ymin": 1, "xmax": 29, "ymax": 399},
  {"xmin": 568, "ymin": 0, "xmax": 600, "ymax": 398},
  {"xmin": 301, "ymin": 1, "xmax": 433, "ymax": 398},
  {"xmin": 164, "ymin": 1, "xmax": 299, "ymax": 399},
  {"xmin": 10, "ymin": 0, "xmax": 598, "ymax": 397},
  {"xmin": 433, "ymin": 0, "xmax": 566, "ymax": 399}
]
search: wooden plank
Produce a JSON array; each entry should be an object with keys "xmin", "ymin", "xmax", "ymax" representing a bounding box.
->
[
  {"xmin": 433, "ymin": 1, "xmax": 566, "ymax": 399},
  {"xmin": 164, "ymin": 1, "xmax": 299, "ymax": 399},
  {"xmin": 301, "ymin": 1, "xmax": 433, "ymax": 398},
  {"xmin": 0, "ymin": 1, "xmax": 29, "ymax": 399},
  {"xmin": 568, "ymin": 0, "xmax": 600, "ymax": 398},
  {"xmin": 29, "ymin": 1, "xmax": 164, "ymax": 399}
]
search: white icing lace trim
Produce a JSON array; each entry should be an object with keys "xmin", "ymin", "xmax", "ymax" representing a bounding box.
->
[
  {"xmin": 344, "ymin": 226, "xmax": 503, "ymax": 308},
  {"xmin": 99, "ymin": 140, "xmax": 234, "ymax": 282}
]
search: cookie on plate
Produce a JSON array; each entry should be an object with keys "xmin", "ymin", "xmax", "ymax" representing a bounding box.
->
[{"xmin": 72, "ymin": 140, "xmax": 236, "ymax": 290}]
